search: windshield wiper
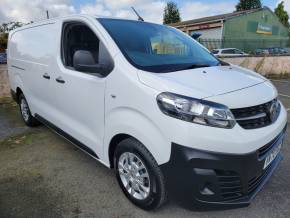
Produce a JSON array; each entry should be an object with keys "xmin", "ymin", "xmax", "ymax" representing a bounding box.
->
[
  {"xmin": 219, "ymin": 60, "xmax": 230, "ymax": 66},
  {"xmin": 182, "ymin": 64, "xmax": 211, "ymax": 70}
]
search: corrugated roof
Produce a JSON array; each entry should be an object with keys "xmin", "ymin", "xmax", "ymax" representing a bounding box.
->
[{"xmin": 171, "ymin": 7, "xmax": 264, "ymax": 27}]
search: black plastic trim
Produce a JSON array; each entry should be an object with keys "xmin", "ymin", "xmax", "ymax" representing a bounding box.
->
[
  {"xmin": 160, "ymin": 125, "xmax": 287, "ymax": 210},
  {"xmin": 11, "ymin": 65, "xmax": 25, "ymax": 71},
  {"xmin": 10, "ymin": 89, "xmax": 17, "ymax": 102},
  {"xmin": 35, "ymin": 114, "xmax": 99, "ymax": 159}
]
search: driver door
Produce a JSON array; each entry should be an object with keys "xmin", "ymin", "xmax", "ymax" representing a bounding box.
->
[{"xmin": 51, "ymin": 20, "xmax": 113, "ymax": 158}]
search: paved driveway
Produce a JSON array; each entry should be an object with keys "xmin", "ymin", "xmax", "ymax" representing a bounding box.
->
[{"xmin": 0, "ymin": 65, "xmax": 289, "ymax": 217}]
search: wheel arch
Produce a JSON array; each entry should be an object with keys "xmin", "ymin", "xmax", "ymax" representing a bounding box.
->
[
  {"xmin": 104, "ymin": 107, "xmax": 171, "ymax": 168},
  {"xmin": 15, "ymin": 87, "xmax": 23, "ymax": 103},
  {"xmin": 108, "ymin": 133, "xmax": 132, "ymax": 168},
  {"xmin": 11, "ymin": 73, "xmax": 25, "ymax": 103}
]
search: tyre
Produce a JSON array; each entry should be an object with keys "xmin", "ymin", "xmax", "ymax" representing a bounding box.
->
[
  {"xmin": 114, "ymin": 138, "xmax": 167, "ymax": 210},
  {"xmin": 18, "ymin": 93, "xmax": 40, "ymax": 127}
]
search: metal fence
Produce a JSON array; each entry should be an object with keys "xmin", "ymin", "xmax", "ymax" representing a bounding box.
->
[{"xmin": 198, "ymin": 38, "xmax": 290, "ymax": 54}]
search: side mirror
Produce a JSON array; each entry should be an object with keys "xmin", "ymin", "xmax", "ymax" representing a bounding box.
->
[{"xmin": 73, "ymin": 50, "xmax": 111, "ymax": 76}]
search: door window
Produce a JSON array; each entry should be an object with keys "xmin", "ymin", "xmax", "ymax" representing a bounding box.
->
[{"xmin": 61, "ymin": 22, "xmax": 113, "ymax": 76}]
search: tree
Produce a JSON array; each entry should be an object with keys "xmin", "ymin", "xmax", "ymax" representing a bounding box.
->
[
  {"xmin": 275, "ymin": 1, "xmax": 289, "ymax": 28},
  {"xmin": 163, "ymin": 1, "xmax": 181, "ymax": 24},
  {"xmin": 0, "ymin": 22, "xmax": 25, "ymax": 50},
  {"xmin": 0, "ymin": 33, "xmax": 8, "ymax": 51},
  {"xmin": 236, "ymin": 0, "xmax": 262, "ymax": 11}
]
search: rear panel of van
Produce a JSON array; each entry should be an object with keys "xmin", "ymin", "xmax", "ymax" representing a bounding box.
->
[{"xmin": 8, "ymin": 22, "xmax": 59, "ymax": 114}]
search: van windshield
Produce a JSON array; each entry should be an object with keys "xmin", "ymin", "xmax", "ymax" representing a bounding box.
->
[{"xmin": 98, "ymin": 18, "xmax": 221, "ymax": 73}]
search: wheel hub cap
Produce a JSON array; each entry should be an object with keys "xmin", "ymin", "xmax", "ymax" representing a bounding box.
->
[
  {"xmin": 118, "ymin": 152, "xmax": 150, "ymax": 200},
  {"xmin": 20, "ymin": 99, "xmax": 29, "ymax": 122}
]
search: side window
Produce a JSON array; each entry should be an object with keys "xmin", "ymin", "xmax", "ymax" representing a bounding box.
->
[
  {"xmin": 61, "ymin": 22, "xmax": 113, "ymax": 77},
  {"xmin": 222, "ymin": 49, "xmax": 234, "ymax": 54},
  {"xmin": 211, "ymin": 50, "xmax": 219, "ymax": 54},
  {"xmin": 234, "ymin": 49, "xmax": 243, "ymax": 54},
  {"xmin": 221, "ymin": 49, "xmax": 228, "ymax": 54}
]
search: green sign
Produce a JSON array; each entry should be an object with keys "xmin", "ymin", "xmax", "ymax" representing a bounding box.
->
[{"xmin": 257, "ymin": 23, "xmax": 272, "ymax": 35}]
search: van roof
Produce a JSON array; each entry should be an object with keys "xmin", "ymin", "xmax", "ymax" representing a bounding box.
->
[{"xmin": 9, "ymin": 14, "xmax": 146, "ymax": 33}]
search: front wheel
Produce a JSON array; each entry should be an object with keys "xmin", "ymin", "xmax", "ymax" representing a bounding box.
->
[{"xmin": 114, "ymin": 138, "xmax": 167, "ymax": 210}]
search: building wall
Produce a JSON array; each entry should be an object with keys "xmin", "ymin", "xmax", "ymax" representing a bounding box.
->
[
  {"xmin": 223, "ymin": 8, "xmax": 289, "ymax": 51},
  {"xmin": 221, "ymin": 56, "xmax": 290, "ymax": 78},
  {"xmin": 190, "ymin": 27, "xmax": 223, "ymax": 40},
  {"xmin": 173, "ymin": 21, "xmax": 222, "ymax": 35}
]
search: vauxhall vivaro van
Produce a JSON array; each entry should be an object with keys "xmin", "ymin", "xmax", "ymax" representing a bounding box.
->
[{"xmin": 7, "ymin": 15, "xmax": 287, "ymax": 210}]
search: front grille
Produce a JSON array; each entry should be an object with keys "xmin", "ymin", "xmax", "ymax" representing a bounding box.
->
[
  {"xmin": 217, "ymin": 162, "xmax": 276, "ymax": 201},
  {"xmin": 248, "ymin": 162, "xmax": 274, "ymax": 195},
  {"xmin": 231, "ymin": 99, "xmax": 280, "ymax": 129},
  {"xmin": 216, "ymin": 170, "xmax": 243, "ymax": 201},
  {"xmin": 258, "ymin": 125, "xmax": 286, "ymax": 158}
]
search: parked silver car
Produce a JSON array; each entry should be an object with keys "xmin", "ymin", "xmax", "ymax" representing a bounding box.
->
[{"xmin": 212, "ymin": 48, "xmax": 249, "ymax": 57}]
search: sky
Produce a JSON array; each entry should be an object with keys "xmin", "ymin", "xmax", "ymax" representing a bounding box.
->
[{"xmin": 0, "ymin": 0, "xmax": 288, "ymax": 24}]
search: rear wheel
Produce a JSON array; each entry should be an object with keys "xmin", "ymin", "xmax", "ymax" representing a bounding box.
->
[
  {"xmin": 19, "ymin": 93, "xmax": 40, "ymax": 127},
  {"xmin": 114, "ymin": 138, "xmax": 167, "ymax": 210}
]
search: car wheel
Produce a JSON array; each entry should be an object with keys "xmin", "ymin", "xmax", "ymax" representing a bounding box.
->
[
  {"xmin": 19, "ymin": 93, "xmax": 40, "ymax": 127},
  {"xmin": 114, "ymin": 138, "xmax": 167, "ymax": 210}
]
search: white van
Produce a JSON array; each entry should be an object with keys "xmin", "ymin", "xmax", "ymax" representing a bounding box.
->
[{"xmin": 7, "ymin": 15, "xmax": 287, "ymax": 210}]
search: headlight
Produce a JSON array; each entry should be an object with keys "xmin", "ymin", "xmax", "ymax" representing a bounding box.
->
[{"xmin": 157, "ymin": 92, "xmax": 236, "ymax": 129}]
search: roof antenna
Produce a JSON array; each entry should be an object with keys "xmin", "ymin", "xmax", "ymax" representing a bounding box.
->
[
  {"xmin": 46, "ymin": 10, "xmax": 49, "ymax": 19},
  {"xmin": 131, "ymin": 7, "xmax": 144, "ymax": 21}
]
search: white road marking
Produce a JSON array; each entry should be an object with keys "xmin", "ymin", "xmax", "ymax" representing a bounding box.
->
[
  {"xmin": 279, "ymin": 93, "xmax": 290, "ymax": 98},
  {"xmin": 287, "ymin": 108, "xmax": 290, "ymax": 111}
]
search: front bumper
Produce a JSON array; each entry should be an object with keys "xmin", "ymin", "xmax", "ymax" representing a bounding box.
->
[{"xmin": 161, "ymin": 125, "xmax": 287, "ymax": 210}]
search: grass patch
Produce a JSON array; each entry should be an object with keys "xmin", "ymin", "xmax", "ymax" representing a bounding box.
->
[
  {"xmin": 0, "ymin": 97, "xmax": 16, "ymax": 106},
  {"xmin": 0, "ymin": 130, "xmax": 45, "ymax": 150},
  {"xmin": 266, "ymin": 73, "xmax": 290, "ymax": 79}
]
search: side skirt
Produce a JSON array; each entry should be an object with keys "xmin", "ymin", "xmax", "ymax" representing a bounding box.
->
[{"xmin": 35, "ymin": 114, "xmax": 99, "ymax": 160}]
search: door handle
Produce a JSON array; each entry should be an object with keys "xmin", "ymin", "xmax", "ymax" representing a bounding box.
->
[
  {"xmin": 56, "ymin": 76, "xmax": 65, "ymax": 84},
  {"xmin": 43, "ymin": 73, "xmax": 50, "ymax": 79}
]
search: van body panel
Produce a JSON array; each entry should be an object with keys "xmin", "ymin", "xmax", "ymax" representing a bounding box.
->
[
  {"xmin": 104, "ymin": 54, "xmax": 171, "ymax": 165},
  {"xmin": 53, "ymin": 60, "xmax": 106, "ymax": 159},
  {"xmin": 160, "ymin": 105, "xmax": 287, "ymax": 154},
  {"xmin": 8, "ymin": 22, "xmax": 59, "ymax": 121},
  {"xmin": 49, "ymin": 17, "xmax": 117, "ymax": 160},
  {"xmin": 137, "ymin": 65, "xmax": 266, "ymax": 99},
  {"xmin": 205, "ymin": 80, "xmax": 278, "ymax": 108}
]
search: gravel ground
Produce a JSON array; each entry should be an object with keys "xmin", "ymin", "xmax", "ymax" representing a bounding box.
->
[
  {"xmin": 0, "ymin": 65, "xmax": 289, "ymax": 218},
  {"xmin": 0, "ymin": 64, "xmax": 10, "ymax": 98}
]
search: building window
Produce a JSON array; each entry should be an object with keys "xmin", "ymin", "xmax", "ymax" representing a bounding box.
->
[{"xmin": 247, "ymin": 21, "xmax": 258, "ymax": 33}]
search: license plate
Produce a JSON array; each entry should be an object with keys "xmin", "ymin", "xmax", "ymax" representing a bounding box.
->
[{"xmin": 263, "ymin": 144, "xmax": 282, "ymax": 169}]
